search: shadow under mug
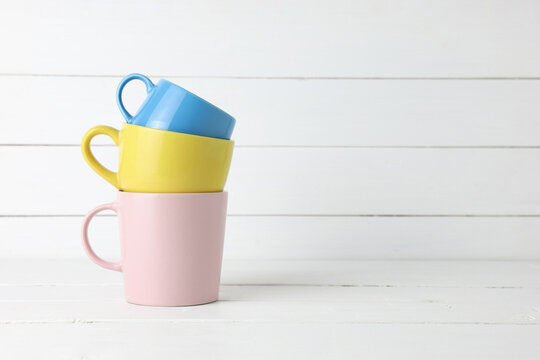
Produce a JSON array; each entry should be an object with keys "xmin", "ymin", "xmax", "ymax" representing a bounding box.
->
[
  {"xmin": 82, "ymin": 191, "xmax": 228, "ymax": 306},
  {"xmin": 81, "ymin": 124, "xmax": 234, "ymax": 193},
  {"xmin": 117, "ymin": 73, "xmax": 236, "ymax": 140}
]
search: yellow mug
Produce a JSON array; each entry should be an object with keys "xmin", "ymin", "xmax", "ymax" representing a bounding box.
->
[{"xmin": 81, "ymin": 124, "xmax": 234, "ymax": 193}]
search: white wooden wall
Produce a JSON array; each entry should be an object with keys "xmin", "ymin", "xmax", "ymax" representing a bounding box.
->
[{"xmin": 1, "ymin": 0, "xmax": 539, "ymax": 260}]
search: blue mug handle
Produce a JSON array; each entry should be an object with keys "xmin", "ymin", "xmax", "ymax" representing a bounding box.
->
[{"xmin": 116, "ymin": 73, "xmax": 156, "ymax": 122}]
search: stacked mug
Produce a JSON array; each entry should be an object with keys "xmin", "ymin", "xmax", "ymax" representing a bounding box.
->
[{"xmin": 80, "ymin": 74, "xmax": 235, "ymax": 306}]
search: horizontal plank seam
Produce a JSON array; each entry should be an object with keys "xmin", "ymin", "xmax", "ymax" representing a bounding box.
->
[
  {"xmin": 2, "ymin": 73, "xmax": 540, "ymax": 81},
  {"xmin": 2, "ymin": 258, "xmax": 540, "ymax": 261},
  {"xmin": 0, "ymin": 283, "xmax": 538, "ymax": 289},
  {"xmin": 0, "ymin": 319, "xmax": 538, "ymax": 325},
  {"xmin": 3, "ymin": 144, "xmax": 540, "ymax": 149},
  {"xmin": 3, "ymin": 214, "xmax": 540, "ymax": 218}
]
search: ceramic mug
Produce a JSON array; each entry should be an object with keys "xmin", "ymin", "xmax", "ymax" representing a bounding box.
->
[
  {"xmin": 117, "ymin": 73, "xmax": 235, "ymax": 140},
  {"xmin": 82, "ymin": 191, "xmax": 228, "ymax": 306},
  {"xmin": 81, "ymin": 123, "xmax": 234, "ymax": 193}
]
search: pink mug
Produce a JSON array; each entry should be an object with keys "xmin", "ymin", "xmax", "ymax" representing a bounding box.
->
[{"xmin": 81, "ymin": 191, "xmax": 228, "ymax": 306}]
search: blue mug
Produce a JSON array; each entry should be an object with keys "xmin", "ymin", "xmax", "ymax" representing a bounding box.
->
[{"xmin": 116, "ymin": 73, "xmax": 235, "ymax": 140}]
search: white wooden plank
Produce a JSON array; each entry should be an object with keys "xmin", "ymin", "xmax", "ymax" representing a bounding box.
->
[
  {"xmin": 2, "ymin": 76, "xmax": 540, "ymax": 146},
  {"xmin": 2, "ymin": 216, "xmax": 540, "ymax": 260},
  {"xmin": 1, "ymin": 147, "xmax": 539, "ymax": 215},
  {"xmin": 4, "ymin": 283, "xmax": 539, "ymax": 305},
  {"xmin": 1, "ymin": 260, "xmax": 538, "ymax": 288},
  {"xmin": 1, "ymin": 323, "xmax": 538, "ymax": 360},
  {"xmin": 0, "ymin": 285, "xmax": 538, "ymax": 325},
  {"xmin": 1, "ymin": 1, "xmax": 540, "ymax": 77}
]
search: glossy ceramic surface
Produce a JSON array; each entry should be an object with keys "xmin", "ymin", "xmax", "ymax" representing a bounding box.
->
[
  {"xmin": 117, "ymin": 73, "xmax": 235, "ymax": 139},
  {"xmin": 81, "ymin": 124, "xmax": 234, "ymax": 193},
  {"xmin": 82, "ymin": 191, "xmax": 228, "ymax": 306}
]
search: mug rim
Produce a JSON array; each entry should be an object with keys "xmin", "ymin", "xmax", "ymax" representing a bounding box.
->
[
  {"xmin": 117, "ymin": 190, "xmax": 228, "ymax": 198},
  {"xmin": 122, "ymin": 123, "xmax": 235, "ymax": 145}
]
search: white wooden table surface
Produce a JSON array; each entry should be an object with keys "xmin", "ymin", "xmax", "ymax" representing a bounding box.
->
[{"xmin": 0, "ymin": 259, "xmax": 538, "ymax": 359}]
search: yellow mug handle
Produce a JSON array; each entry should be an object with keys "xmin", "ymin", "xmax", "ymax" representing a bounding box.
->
[{"xmin": 81, "ymin": 126, "xmax": 120, "ymax": 189}]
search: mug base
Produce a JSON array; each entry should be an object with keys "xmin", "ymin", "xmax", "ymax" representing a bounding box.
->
[{"xmin": 125, "ymin": 297, "xmax": 218, "ymax": 307}]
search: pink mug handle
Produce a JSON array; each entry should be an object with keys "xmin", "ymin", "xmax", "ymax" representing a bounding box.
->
[{"xmin": 81, "ymin": 202, "xmax": 122, "ymax": 272}]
